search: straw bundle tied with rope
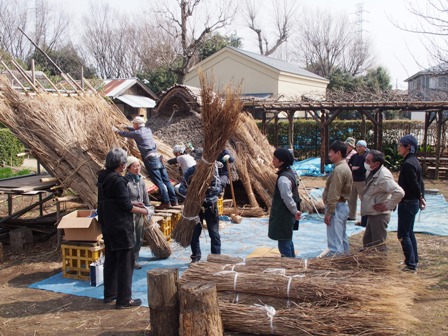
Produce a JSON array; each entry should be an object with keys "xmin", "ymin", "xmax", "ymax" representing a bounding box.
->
[
  {"xmin": 219, "ymin": 302, "xmax": 398, "ymax": 336},
  {"xmin": 180, "ymin": 265, "xmax": 371, "ymax": 305},
  {"xmin": 207, "ymin": 249, "xmax": 393, "ymax": 273},
  {"xmin": 171, "ymin": 74, "xmax": 242, "ymax": 247},
  {"xmin": 143, "ymin": 217, "xmax": 172, "ymax": 259}
]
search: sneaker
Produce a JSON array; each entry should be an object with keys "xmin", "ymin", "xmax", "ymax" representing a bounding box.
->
[
  {"xmin": 402, "ymin": 266, "xmax": 417, "ymax": 272},
  {"xmin": 103, "ymin": 296, "xmax": 116, "ymax": 304},
  {"xmin": 115, "ymin": 298, "xmax": 142, "ymax": 309},
  {"xmin": 156, "ymin": 203, "xmax": 171, "ymax": 210},
  {"xmin": 134, "ymin": 263, "xmax": 142, "ymax": 270}
]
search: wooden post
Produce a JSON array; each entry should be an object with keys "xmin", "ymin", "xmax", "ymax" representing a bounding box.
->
[
  {"xmin": 0, "ymin": 242, "xmax": 3, "ymax": 263},
  {"xmin": 435, "ymin": 110, "xmax": 443, "ymax": 179},
  {"xmin": 319, "ymin": 110, "xmax": 326, "ymax": 174},
  {"xmin": 9, "ymin": 228, "xmax": 33, "ymax": 253},
  {"xmin": 179, "ymin": 282, "xmax": 223, "ymax": 336},
  {"xmin": 147, "ymin": 268, "xmax": 179, "ymax": 336}
]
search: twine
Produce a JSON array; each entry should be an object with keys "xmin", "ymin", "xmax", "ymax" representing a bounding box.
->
[
  {"xmin": 180, "ymin": 213, "xmax": 200, "ymax": 223},
  {"xmin": 262, "ymin": 268, "xmax": 286, "ymax": 276},
  {"xmin": 286, "ymin": 274, "xmax": 306, "ymax": 307},
  {"xmin": 254, "ymin": 304, "xmax": 276, "ymax": 334},
  {"xmin": 214, "ymin": 270, "xmax": 239, "ymax": 302},
  {"xmin": 200, "ymin": 156, "xmax": 214, "ymax": 166}
]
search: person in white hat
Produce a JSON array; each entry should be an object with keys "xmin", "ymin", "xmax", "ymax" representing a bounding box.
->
[
  {"xmin": 124, "ymin": 156, "xmax": 154, "ymax": 269},
  {"xmin": 167, "ymin": 144, "xmax": 196, "ymax": 175},
  {"xmin": 115, "ymin": 117, "xmax": 178, "ymax": 209}
]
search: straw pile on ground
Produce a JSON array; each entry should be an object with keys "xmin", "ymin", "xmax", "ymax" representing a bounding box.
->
[
  {"xmin": 171, "ymin": 76, "xmax": 242, "ymax": 247},
  {"xmin": 181, "ymin": 250, "xmax": 416, "ymax": 335}
]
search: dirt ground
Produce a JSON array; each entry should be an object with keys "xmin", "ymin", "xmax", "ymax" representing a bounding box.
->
[{"xmin": 0, "ymin": 176, "xmax": 447, "ymax": 336}]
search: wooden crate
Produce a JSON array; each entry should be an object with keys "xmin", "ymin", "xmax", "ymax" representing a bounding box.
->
[{"xmin": 61, "ymin": 243, "xmax": 104, "ymax": 281}]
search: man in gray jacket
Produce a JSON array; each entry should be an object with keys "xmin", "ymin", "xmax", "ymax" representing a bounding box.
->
[{"xmin": 361, "ymin": 150, "xmax": 404, "ymax": 249}]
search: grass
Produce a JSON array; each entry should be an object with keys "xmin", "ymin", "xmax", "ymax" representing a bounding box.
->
[{"xmin": 0, "ymin": 167, "xmax": 32, "ymax": 179}]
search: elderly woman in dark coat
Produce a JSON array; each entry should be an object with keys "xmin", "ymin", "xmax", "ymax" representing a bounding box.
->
[{"xmin": 97, "ymin": 148, "xmax": 149, "ymax": 309}]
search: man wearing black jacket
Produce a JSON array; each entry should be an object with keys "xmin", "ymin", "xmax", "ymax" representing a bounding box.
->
[{"xmin": 397, "ymin": 135, "xmax": 425, "ymax": 272}]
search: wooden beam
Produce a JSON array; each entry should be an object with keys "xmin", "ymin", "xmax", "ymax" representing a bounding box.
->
[
  {"xmin": 325, "ymin": 108, "xmax": 342, "ymax": 126},
  {"xmin": 1, "ymin": 61, "xmax": 28, "ymax": 92}
]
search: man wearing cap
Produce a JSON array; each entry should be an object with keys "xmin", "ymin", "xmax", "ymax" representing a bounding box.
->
[
  {"xmin": 115, "ymin": 116, "xmax": 178, "ymax": 209},
  {"xmin": 268, "ymin": 148, "xmax": 302, "ymax": 258},
  {"xmin": 217, "ymin": 149, "xmax": 235, "ymax": 186},
  {"xmin": 322, "ymin": 140, "xmax": 353, "ymax": 255},
  {"xmin": 347, "ymin": 140, "xmax": 368, "ymax": 222},
  {"xmin": 167, "ymin": 144, "xmax": 196, "ymax": 175},
  {"xmin": 344, "ymin": 137, "xmax": 357, "ymax": 162},
  {"xmin": 361, "ymin": 150, "xmax": 404, "ymax": 249},
  {"xmin": 397, "ymin": 134, "xmax": 425, "ymax": 271}
]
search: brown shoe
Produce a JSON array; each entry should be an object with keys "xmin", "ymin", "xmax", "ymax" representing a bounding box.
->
[
  {"xmin": 156, "ymin": 203, "xmax": 171, "ymax": 210},
  {"xmin": 170, "ymin": 201, "xmax": 179, "ymax": 206}
]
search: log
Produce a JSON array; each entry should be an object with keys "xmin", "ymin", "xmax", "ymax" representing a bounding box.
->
[
  {"xmin": 40, "ymin": 177, "xmax": 58, "ymax": 183},
  {"xmin": 147, "ymin": 268, "xmax": 179, "ymax": 336},
  {"xmin": 0, "ymin": 242, "xmax": 3, "ymax": 263},
  {"xmin": 179, "ymin": 282, "xmax": 223, "ymax": 336},
  {"xmin": 9, "ymin": 227, "xmax": 33, "ymax": 253}
]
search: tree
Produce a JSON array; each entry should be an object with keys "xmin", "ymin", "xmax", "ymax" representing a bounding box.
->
[
  {"xmin": 29, "ymin": 43, "xmax": 96, "ymax": 79},
  {"xmin": 0, "ymin": 0, "xmax": 69, "ymax": 62},
  {"xmin": 199, "ymin": 32, "xmax": 242, "ymax": 61},
  {"xmin": 137, "ymin": 67, "xmax": 178, "ymax": 94},
  {"xmin": 292, "ymin": 7, "xmax": 373, "ymax": 79},
  {"xmin": 398, "ymin": 0, "xmax": 448, "ymax": 65},
  {"xmin": 80, "ymin": 1, "xmax": 141, "ymax": 79},
  {"xmin": 242, "ymin": 0, "xmax": 298, "ymax": 56},
  {"xmin": 151, "ymin": 0, "xmax": 238, "ymax": 83}
]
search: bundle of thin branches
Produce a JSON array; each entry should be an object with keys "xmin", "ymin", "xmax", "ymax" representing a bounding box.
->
[
  {"xmin": 143, "ymin": 216, "xmax": 172, "ymax": 259},
  {"xmin": 0, "ymin": 77, "xmax": 178, "ymax": 207},
  {"xmin": 222, "ymin": 206, "xmax": 265, "ymax": 217},
  {"xmin": 181, "ymin": 265, "xmax": 373, "ymax": 305},
  {"xmin": 171, "ymin": 75, "xmax": 242, "ymax": 247},
  {"xmin": 219, "ymin": 302, "xmax": 399, "ymax": 336},
  {"xmin": 207, "ymin": 254, "xmax": 244, "ymax": 264}
]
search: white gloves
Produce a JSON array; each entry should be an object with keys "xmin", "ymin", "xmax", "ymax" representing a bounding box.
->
[{"xmin": 222, "ymin": 154, "xmax": 230, "ymax": 162}]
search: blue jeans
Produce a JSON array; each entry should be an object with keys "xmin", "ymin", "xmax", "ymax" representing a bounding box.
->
[
  {"xmin": 190, "ymin": 202, "xmax": 221, "ymax": 262},
  {"xmin": 397, "ymin": 200, "xmax": 419, "ymax": 269},
  {"xmin": 144, "ymin": 157, "xmax": 177, "ymax": 204},
  {"xmin": 326, "ymin": 202, "xmax": 350, "ymax": 255},
  {"xmin": 278, "ymin": 240, "xmax": 295, "ymax": 258}
]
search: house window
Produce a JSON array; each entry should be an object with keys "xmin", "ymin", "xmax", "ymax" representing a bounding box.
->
[
  {"xmin": 438, "ymin": 76, "xmax": 447, "ymax": 89},
  {"xmin": 429, "ymin": 77, "xmax": 438, "ymax": 89}
]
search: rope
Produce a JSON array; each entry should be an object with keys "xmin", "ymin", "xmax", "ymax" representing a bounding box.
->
[
  {"xmin": 200, "ymin": 156, "xmax": 214, "ymax": 166},
  {"xmin": 180, "ymin": 213, "xmax": 200, "ymax": 223},
  {"xmin": 254, "ymin": 304, "xmax": 276, "ymax": 334}
]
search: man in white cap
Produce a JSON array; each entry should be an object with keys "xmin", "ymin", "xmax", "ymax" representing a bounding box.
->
[
  {"xmin": 347, "ymin": 140, "xmax": 368, "ymax": 223},
  {"xmin": 167, "ymin": 144, "xmax": 196, "ymax": 175},
  {"xmin": 115, "ymin": 116, "xmax": 177, "ymax": 209}
]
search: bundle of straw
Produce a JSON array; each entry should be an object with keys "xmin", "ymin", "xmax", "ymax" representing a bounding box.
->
[
  {"xmin": 0, "ymin": 77, "xmax": 177, "ymax": 207},
  {"xmin": 171, "ymin": 75, "xmax": 242, "ymax": 247},
  {"xmin": 219, "ymin": 302, "xmax": 398, "ymax": 335},
  {"xmin": 143, "ymin": 217, "xmax": 172, "ymax": 259},
  {"xmin": 181, "ymin": 266, "xmax": 370, "ymax": 305}
]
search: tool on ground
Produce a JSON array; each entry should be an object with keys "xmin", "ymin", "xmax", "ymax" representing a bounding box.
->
[{"xmin": 226, "ymin": 160, "xmax": 242, "ymax": 224}]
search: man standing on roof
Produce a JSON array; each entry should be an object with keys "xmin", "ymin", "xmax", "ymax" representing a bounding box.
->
[{"xmin": 115, "ymin": 116, "xmax": 178, "ymax": 210}]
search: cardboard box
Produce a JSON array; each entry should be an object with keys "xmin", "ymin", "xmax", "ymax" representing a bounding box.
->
[{"xmin": 58, "ymin": 210, "xmax": 102, "ymax": 242}]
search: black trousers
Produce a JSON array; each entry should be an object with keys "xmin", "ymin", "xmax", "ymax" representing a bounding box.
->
[{"xmin": 103, "ymin": 239, "xmax": 135, "ymax": 305}]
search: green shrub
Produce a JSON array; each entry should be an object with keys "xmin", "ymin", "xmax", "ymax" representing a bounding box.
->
[
  {"xmin": 0, "ymin": 167, "xmax": 32, "ymax": 179},
  {"xmin": 0, "ymin": 128, "xmax": 25, "ymax": 167}
]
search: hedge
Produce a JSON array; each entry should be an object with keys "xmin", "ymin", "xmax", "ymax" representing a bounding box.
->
[
  {"xmin": 260, "ymin": 119, "xmax": 440, "ymax": 160},
  {"xmin": 0, "ymin": 128, "xmax": 25, "ymax": 167}
]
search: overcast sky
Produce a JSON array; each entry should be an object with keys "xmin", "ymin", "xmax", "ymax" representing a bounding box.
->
[{"xmin": 51, "ymin": 0, "xmax": 432, "ymax": 90}]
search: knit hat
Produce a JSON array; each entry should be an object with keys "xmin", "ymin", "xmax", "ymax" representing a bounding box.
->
[
  {"xmin": 400, "ymin": 134, "xmax": 418, "ymax": 154},
  {"xmin": 173, "ymin": 144, "xmax": 186, "ymax": 154},
  {"xmin": 273, "ymin": 148, "xmax": 294, "ymax": 166},
  {"xmin": 131, "ymin": 116, "xmax": 146, "ymax": 127},
  {"xmin": 344, "ymin": 137, "xmax": 356, "ymax": 148},
  {"xmin": 125, "ymin": 156, "xmax": 139, "ymax": 169},
  {"xmin": 356, "ymin": 140, "xmax": 367, "ymax": 148}
]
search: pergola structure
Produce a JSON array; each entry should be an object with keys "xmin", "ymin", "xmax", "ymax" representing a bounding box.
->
[{"xmin": 248, "ymin": 101, "xmax": 448, "ymax": 178}]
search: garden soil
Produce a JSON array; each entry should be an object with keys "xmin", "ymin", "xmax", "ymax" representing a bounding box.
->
[{"xmin": 0, "ymin": 175, "xmax": 447, "ymax": 336}]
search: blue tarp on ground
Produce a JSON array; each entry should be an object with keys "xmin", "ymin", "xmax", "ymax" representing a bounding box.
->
[
  {"xmin": 293, "ymin": 158, "xmax": 333, "ymax": 177},
  {"xmin": 29, "ymin": 193, "xmax": 447, "ymax": 307}
]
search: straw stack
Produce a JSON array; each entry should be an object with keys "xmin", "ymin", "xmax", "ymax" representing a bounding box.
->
[
  {"xmin": 171, "ymin": 75, "xmax": 242, "ymax": 247},
  {"xmin": 143, "ymin": 217, "xmax": 172, "ymax": 259}
]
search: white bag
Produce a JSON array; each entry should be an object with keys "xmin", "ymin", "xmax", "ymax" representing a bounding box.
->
[{"xmin": 90, "ymin": 262, "xmax": 104, "ymax": 287}]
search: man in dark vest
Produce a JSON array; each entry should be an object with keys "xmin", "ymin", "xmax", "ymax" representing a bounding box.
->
[{"xmin": 268, "ymin": 148, "xmax": 302, "ymax": 257}]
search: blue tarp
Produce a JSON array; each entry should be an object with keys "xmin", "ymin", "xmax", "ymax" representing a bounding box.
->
[
  {"xmin": 30, "ymin": 193, "xmax": 448, "ymax": 307},
  {"xmin": 293, "ymin": 158, "xmax": 333, "ymax": 177}
]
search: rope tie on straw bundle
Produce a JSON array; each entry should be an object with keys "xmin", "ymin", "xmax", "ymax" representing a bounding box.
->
[
  {"xmin": 262, "ymin": 268, "xmax": 286, "ymax": 276},
  {"xmin": 180, "ymin": 213, "xmax": 200, "ymax": 223},
  {"xmin": 221, "ymin": 261, "xmax": 246, "ymax": 271},
  {"xmin": 254, "ymin": 304, "xmax": 276, "ymax": 334},
  {"xmin": 286, "ymin": 274, "xmax": 306, "ymax": 306},
  {"xmin": 215, "ymin": 270, "xmax": 240, "ymax": 302}
]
